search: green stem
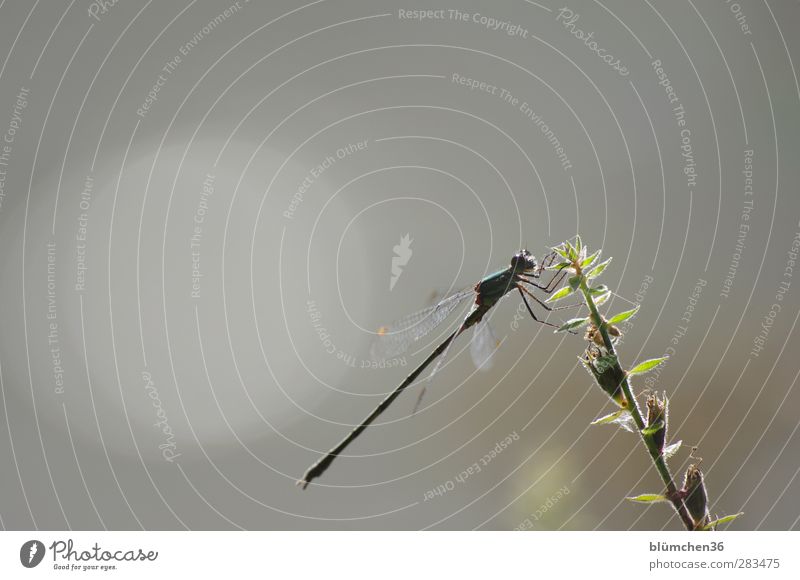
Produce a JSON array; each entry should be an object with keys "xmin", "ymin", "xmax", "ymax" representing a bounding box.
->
[{"xmin": 579, "ymin": 277, "xmax": 696, "ymax": 531}]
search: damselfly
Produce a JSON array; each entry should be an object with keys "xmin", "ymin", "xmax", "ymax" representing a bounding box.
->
[{"xmin": 298, "ymin": 249, "xmax": 571, "ymax": 489}]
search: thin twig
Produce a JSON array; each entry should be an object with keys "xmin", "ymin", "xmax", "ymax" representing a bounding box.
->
[{"xmin": 547, "ymin": 238, "xmax": 740, "ymax": 530}]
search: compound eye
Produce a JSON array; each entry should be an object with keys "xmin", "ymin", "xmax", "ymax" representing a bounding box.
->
[{"xmin": 516, "ymin": 250, "xmax": 535, "ymax": 271}]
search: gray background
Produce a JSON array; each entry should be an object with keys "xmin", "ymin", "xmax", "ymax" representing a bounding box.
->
[{"xmin": 0, "ymin": 0, "xmax": 798, "ymax": 530}]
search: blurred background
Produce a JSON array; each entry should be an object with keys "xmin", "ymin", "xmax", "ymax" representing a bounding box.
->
[{"xmin": 0, "ymin": 0, "xmax": 798, "ymax": 530}]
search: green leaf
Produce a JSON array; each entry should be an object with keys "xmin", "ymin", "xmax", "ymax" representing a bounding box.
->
[
  {"xmin": 613, "ymin": 410, "xmax": 637, "ymax": 432},
  {"xmin": 581, "ymin": 249, "xmax": 601, "ymax": 269},
  {"xmin": 663, "ymin": 440, "xmax": 682, "ymax": 460},
  {"xmin": 552, "ymin": 245, "xmax": 570, "ymax": 260},
  {"xmin": 702, "ymin": 512, "xmax": 744, "ymax": 530},
  {"xmin": 590, "ymin": 409, "xmax": 626, "ymax": 426},
  {"xmin": 641, "ymin": 420, "xmax": 665, "ymax": 436},
  {"xmin": 546, "ymin": 285, "xmax": 574, "ymax": 303},
  {"xmin": 586, "ymin": 257, "xmax": 612, "ymax": 279},
  {"xmin": 574, "ymin": 235, "xmax": 582, "ymax": 255},
  {"xmin": 591, "ymin": 409, "xmax": 635, "ymax": 432},
  {"xmin": 588, "ymin": 284, "xmax": 608, "ymax": 296},
  {"xmin": 556, "ymin": 317, "xmax": 590, "ymax": 333},
  {"xmin": 548, "ymin": 261, "xmax": 573, "ymax": 271},
  {"xmin": 628, "ymin": 356, "xmax": 668, "ymax": 376},
  {"xmin": 594, "ymin": 291, "xmax": 610, "ymax": 306},
  {"xmin": 607, "ymin": 306, "xmax": 640, "ymax": 325},
  {"xmin": 568, "ymin": 274, "xmax": 582, "ymax": 290},
  {"xmin": 626, "ymin": 494, "xmax": 668, "ymax": 503},
  {"xmin": 564, "ymin": 240, "xmax": 577, "ymax": 262}
]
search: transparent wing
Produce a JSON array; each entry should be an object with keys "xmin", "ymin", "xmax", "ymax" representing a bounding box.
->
[
  {"xmin": 470, "ymin": 318, "xmax": 499, "ymax": 371},
  {"xmin": 414, "ymin": 306, "xmax": 496, "ymax": 413},
  {"xmin": 413, "ymin": 305, "xmax": 475, "ymax": 414},
  {"xmin": 370, "ymin": 287, "xmax": 475, "ymax": 360}
]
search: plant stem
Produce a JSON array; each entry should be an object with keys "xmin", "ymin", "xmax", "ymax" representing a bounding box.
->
[{"xmin": 579, "ymin": 277, "xmax": 696, "ymax": 531}]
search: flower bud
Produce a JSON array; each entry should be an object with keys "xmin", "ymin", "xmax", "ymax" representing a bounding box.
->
[
  {"xmin": 584, "ymin": 323, "xmax": 621, "ymax": 348},
  {"xmin": 581, "ymin": 345, "xmax": 628, "ymax": 407},
  {"xmin": 584, "ymin": 325, "xmax": 604, "ymax": 348},
  {"xmin": 645, "ymin": 393, "xmax": 668, "ymax": 453},
  {"xmin": 682, "ymin": 464, "xmax": 710, "ymax": 529}
]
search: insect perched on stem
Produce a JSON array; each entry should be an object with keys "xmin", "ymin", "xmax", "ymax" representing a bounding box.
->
[{"xmin": 298, "ymin": 249, "xmax": 573, "ymax": 489}]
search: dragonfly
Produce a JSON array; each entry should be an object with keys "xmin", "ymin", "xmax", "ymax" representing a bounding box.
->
[{"xmin": 298, "ymin": 249, "xmax": 571, "ymax": 489}]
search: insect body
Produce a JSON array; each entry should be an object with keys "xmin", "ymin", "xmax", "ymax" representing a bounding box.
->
[{"xmin": 298, "ymin": 249, "xmax": 569, "ymax": 489}]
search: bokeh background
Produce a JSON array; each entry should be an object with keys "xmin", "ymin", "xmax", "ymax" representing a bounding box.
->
[{"xmin": 0, "ymin": 0, "xmax": 798, "ymax": 530}]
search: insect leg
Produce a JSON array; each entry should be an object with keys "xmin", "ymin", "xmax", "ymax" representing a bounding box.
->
[
  {"xmin": 519, "ymin": 268, "xmax": 568, "ymax": 293},
  {"xmin": 517, "ymin": 286, "xmax": 560, "ymax": 329},
  {"xmin": 518, "ymin": 282, "xmax": 580, "ymax": 312},
  {"xmin": 539, "ymin": 251, "xmax": 558, "ymax": 271}
]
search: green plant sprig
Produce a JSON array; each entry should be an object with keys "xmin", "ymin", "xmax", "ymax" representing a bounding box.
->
[{"xmin": 547, "ymin": 237, "xmax": 742, "ymax": 531}]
